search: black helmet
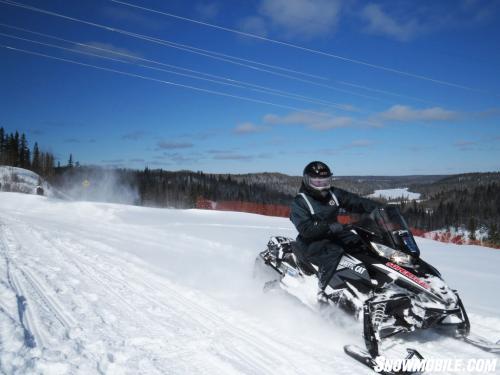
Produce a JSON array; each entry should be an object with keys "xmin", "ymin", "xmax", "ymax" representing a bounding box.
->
[{"xmin": 303, "ymin": 161, "xmax": 333, "ymax": 192}]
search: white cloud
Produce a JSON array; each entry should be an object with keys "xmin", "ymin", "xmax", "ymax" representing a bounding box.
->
[
  {"xmin": 377, "ymin": 105, "xmax": 458, "ymax": 122},
  {"xmin": 195, "ymin": 2, "xmax": 219, "ymax": 20},
  {"xmin": 264, "ymin": 111, "xmax": 354, "ymax": 130},
  {"xmin": 258, "ymin": 0, "xmax": 343, "ymax": 39},
  {"xmin": 235, "ymin": 105, "xmax": 459, "ymax": 136},
  {"xmin": 157, "ymin": 141, "xmax": 194, "ymax": 150},
  {"xmin": 234, "ymin": 122, "xmax": 267, "ymax": 134},
  {"xmin": 239, "ymin": 0, "xmax": 497, "ymax": 43},
  {"xmin": 122, "ymin": 131, "xmax": 146, "ymax": 141},
  {"xmin": 359, "ymin": 1, "xmax": 498, "ymax": 42},
  {"xmin": 360, "ymin": 4, "xmax": 423, "ymax": 42},
  {"xmin": 238, "ymin": 16, "xmax": 268, "ymax": 37},
  {"xmin": 212, "ymin": 153, "xmax": 253, "ymax": 161},
  {"xmin": 102, "ymin": 6, "xmax": 164, "ymax": 30}
]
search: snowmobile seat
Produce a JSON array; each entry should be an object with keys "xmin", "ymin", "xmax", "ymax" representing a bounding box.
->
[{"xmin": 290, "ymin": 242, "xmax": 317, "ymax": 276}]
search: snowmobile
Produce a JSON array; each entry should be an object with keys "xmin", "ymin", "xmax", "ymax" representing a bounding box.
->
[{"xmin": 254, "ymin": 206, "xmax": 500, "ymax": 374}]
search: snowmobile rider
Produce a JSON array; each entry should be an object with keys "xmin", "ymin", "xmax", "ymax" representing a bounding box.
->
[{"xmin": 290, "ymin": 161, "xmax": 381, "ymax": 304}]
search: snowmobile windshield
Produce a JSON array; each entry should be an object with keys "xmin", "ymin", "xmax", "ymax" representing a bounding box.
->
[
  {"xmin": 373, "ymin": 207, "xmax": 420, "ymax": 257},
  {"xmin": 356, "ymin": 206, "xmax": 420, "ymax": 257}
]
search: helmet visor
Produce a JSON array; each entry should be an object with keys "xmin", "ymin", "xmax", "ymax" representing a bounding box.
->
[{"xmin": 308, "ymin": 176, "xmax": 332, "ymax": 190}]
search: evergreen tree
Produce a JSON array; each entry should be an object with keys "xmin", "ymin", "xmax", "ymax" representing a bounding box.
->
[
  {"xmin": 468, "ymin": 217, "xmax": 477, "ymax": 241},
  {"xmin": 13, "ymin": 132, "xmax": 20, "ymax": 166},
  {"xmin": 32, "ymin": 142, "xmax": 41, "ymax": 173},
  {"xmin": 0, "ymin": 127, "xmax": 55, "ymax": 177},
  {"xmin": 19, "ymin": 133, "xmax": 30, "ymax": 169},
  {"xmin": 0, "ymin": 127, "xmax": 4, "ymax": 164},
  {"xmin": 489, "ymin": 223, "xmax": 500, "ymax": 245}
]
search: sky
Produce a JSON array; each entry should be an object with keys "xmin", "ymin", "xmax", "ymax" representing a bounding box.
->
[{"xmin": 0, "ymin": 0, "xmax": 499, "ymax": 176}]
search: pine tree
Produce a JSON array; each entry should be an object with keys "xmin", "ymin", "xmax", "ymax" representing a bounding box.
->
[
  {"xmin": 19, "ymin": 133, "xmax": 30, "ymax": 169},
  {"xmin": 43, "ymin": 152, "xmax": 54, "ymax": 177},
  {"xmin": 489, "ymin": 223, "xmax": 499, "ymax": 244},
  {"xmin": 0, "ymin": 127, "xmax": 4, "ymax": 164},
  {"xmin": 13, "ymin": 131, "xmax": 20, "ymax": 166},
  {"xmin": 468, "ymin": 217, "xmax": 477, "ymax": 241},
  {"xmin": 32, "ymin": 142, "xmax": 41, "ymax": 174}
]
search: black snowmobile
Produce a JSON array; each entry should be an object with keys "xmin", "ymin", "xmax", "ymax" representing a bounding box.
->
[{"xmin": 254, "ymin": 206, "xmax": 500, "ymax": 374}]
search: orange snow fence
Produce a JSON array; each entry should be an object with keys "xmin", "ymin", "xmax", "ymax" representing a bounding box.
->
[{"xmin": 196, "ymin": 198, "xmax": 290, "ymax": 217}]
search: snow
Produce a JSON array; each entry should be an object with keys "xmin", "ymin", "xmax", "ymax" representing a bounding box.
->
[
  {"xmin": 0, "ymin": 192, "xmax": 499, "ymax": 374},
  {"xmin": 368, "ymin": 187, "xmax": 421, "ymax": 201},
  {"xmin": 425, "ymin": 227, "xmax": 490, "ymax": 244},
  {"xmin": 0, "ymin": 166, "xmax": 61, "ymax": 198}
]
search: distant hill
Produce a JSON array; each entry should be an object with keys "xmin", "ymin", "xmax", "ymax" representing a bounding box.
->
[
  {"xmin": 229, "ymin": 173, "xmax": 446, "ymax": 196},
  {"xmin": 409, "ymin": 172, "xmax": 500, "ymax": 198}
]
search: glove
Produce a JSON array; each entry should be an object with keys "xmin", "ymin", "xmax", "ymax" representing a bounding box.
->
[
  {"xmin": 324, "ymin": 212, "xmax": 338, "ymax": 225},
  {"xmin": 328, "ymin": 222, "xmax": 344, "ymax": 234},
  {"xmin": 337, "ymin": 229, "xmax": 360, "ymax": 247}
]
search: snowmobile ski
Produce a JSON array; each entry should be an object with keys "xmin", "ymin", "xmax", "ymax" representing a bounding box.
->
[
  {"xmin": 344, "ymin": 345, "xmax": 424, "ymax": 375},
  {"xmin": 459, "ymin": 333, "xmax": 500, "ymax": 354}
]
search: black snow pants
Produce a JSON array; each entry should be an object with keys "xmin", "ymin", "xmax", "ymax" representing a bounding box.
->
[{"xmin": 294, "ymin": 239, "xmax": 344, "ymax": 290}]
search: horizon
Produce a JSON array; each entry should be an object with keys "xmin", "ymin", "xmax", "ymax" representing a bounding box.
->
[
  {"xmin": 5, "ymin": 159, "xmax": 499, "ymax": 179},
  {"xmin": 1, "ymin": 0, "xmax": 499, "ymax": 175}
]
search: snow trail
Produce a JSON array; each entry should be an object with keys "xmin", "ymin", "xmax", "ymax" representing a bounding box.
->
[{"xmin": 0, "ymin": 192, "xmax": 499, "ymax": 374}]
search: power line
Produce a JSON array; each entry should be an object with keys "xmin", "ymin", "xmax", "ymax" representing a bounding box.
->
[
  {"xmin": 0, "ymin": 0, "xmax": 427, "ymax": 104},
  {"xmin": 0, "ymin": 32, "xmax": 249, "ymax": 88},
  {"xmin": 0, "ymin": 22, "xmax": 256, "ymax": 84},
  {"xmin": 110, "ymin": 2, "xmax": 330, "ymax": 81},
  {"xmin": 129, "ymin": 31, "xmax": 390, "ymax": 103},
  {"xmin": 110, "ymin": 0, "xmax": 480, "ymax": 92},
  {"xmin": 143, "ymin": 33, "xmax": 428, "ymax": 105},
  {"xmin": 0, "ymin": 1, "xmax": 330, "ymax": 84},
  {"xmin": 5, "ymin": 0, "xmax": 327, "ymax": 82},
  {"xmin": 0, "ymin": 44, "xmax": 339, "ymax": 116},
  {"xmin": 0, "ymin": 26, "xmax": 355, "ymax": 110}
]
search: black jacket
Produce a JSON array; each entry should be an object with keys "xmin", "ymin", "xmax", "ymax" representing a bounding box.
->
[{"xmin": 290, "ymin": 185, "xmax": 380, "ymax": 246}]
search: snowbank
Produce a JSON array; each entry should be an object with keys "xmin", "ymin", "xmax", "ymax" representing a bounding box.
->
[
  {"xmin": 0, "ymin": 166, "xmax": 59, "ymax": 198},
  {"xmin": 368, "ymin": 187, "xmax": 421, "ymax": 201}
]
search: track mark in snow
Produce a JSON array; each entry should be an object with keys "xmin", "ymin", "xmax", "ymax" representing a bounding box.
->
[
  {"xmin": 0, "ymin": 224, "xmax": 38, "ymax": 349},
  {"xmin": 1, "ymin": 195, "xmax": 500, "ymax": 374}
]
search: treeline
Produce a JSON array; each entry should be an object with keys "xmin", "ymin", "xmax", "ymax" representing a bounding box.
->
[
  {"xmin": 0, "ymin": 127, "xmax": 56, "ymax": 177},
  {"xmin": 46, "ymin": 166, "xmax": 295, "ymax": 208},
  {"xmin": 400, "ymin": 183, "xmax": 500, "ymax": 245},
  {"xmin": 137, "ymin": 168, "xmax": 294, "ymax": 208},
  {"xmin": 410, "ymin": 172, "xmax": 500, "ymax": 198}
]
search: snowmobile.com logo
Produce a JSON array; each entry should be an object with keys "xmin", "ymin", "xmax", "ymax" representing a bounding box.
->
[{"xmin": 374, "ymin": 357, "xmax": 497, "ymax": 373}]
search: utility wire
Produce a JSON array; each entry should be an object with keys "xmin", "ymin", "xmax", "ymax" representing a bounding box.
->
[
  {"xmin": 2, "ymin": 0, "xmax": 326, "ymax": 81},
  {"xmin": 0, "ymin": 0, "xmax": 428, "ymax": 104},
  {"xmin": 128, "ymin": 31, "xmax": 390, "ymax": 103},
  {"xmin": 0, "ymin": 32, "xmax": 248, "ymax": 89},
  {"xmin": 0, "ymin": 27, "xmax": 354, "ymax": 110},
  {"xmin": 0, "ymin": 44, "xmax": 339, "ymax": 116},
  {"xmin": 110, "ymin": 0, "xmax": 480, "ymax": 92},
  {"xmin": 0, "ymin": 1, "xmax": 331, "ymax": 85},
  {"xmin": 140, "ymin": 32, "xmax": 428, "ymax": 104}
]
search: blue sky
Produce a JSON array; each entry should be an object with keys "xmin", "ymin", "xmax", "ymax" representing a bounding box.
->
[{"xmin": 0, "ymin": 0, "xmax": 499, "ymax": 175}]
